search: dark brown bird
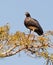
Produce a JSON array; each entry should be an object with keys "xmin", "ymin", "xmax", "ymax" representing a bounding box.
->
[{"xmin": 24, "ymin": 12, "xmax": 43, "ymax": 35}]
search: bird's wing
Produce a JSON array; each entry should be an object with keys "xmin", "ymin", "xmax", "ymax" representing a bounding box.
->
[
  {"xmin": 24, "ymin": 17, "xmax": 43, "ymax": 30},
  {"xmin": 27, "ymin": 18, "xmax": 41, "ymax": 28},
  {"xmin": 32, "ymin": 18, "xmax": 42, "ymax": 28},
  {"xmin": 24, "ymin": 17, "xmax": 43, "ymax": 35}
]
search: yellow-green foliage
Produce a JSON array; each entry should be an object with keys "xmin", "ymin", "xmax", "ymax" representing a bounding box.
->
[{"xmin": 0, "ymin": 24, "xmax": 53, "ymax": 65}]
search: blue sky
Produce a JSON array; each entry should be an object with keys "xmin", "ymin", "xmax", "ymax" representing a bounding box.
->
[{"xmin": 0, "ymin": 0, "xmax": 53, "ymax": 65}]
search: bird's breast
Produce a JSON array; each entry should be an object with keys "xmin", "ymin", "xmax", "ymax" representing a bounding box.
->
[
  {"xmin": 28, "ymin": 26, "xmax": 38, "ymax": 31},
  {"xmin": 25, "ymin": 17, "xmax": 31, "ymax": 22}
]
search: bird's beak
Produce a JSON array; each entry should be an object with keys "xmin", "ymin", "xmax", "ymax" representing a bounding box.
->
[
  {"xmin": 24, "ymin": 14, "xmax": 26, "ymax": 15},
  {"xmin": 25, "ymin": 12, "xmax": 27, "ymax": 15},
  {"xmin": 25, "ymin": 13, "xmax": 26, "ymax": 15}
]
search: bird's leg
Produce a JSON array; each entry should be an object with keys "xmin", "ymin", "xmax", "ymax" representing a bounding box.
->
[
  {"xmin": 29, "ymin": 30, "xmax": 31, "ymax": 34},
  {"xmin": 28, "ymin": 30, "xmax": 31, "ymax": 39},
  {"xmin": 32, "ymin": 29, "xmax": 35, "ymax": 41}
]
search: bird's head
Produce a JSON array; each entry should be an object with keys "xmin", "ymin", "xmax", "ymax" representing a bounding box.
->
[{"xmin": 25, "ymin": 12, "xmax": 31, "ymax": 17}]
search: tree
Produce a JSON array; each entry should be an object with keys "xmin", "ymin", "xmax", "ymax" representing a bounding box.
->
[{"xmin": 0, "ymin": 23, "xmax": 53, "ymax": 65}]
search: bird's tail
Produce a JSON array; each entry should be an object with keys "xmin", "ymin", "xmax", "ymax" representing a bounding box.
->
[{"xmin": 34, "ymin": 29, "xmax": 43, "ymax": 35}]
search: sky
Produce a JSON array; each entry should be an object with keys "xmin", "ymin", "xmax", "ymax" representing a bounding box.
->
[{"xmin": 0, "ymin": 0, "xmax": 53, "ymax": 65}]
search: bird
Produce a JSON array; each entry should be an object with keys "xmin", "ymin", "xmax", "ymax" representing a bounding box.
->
[{"xmin": 24, "ymin": 12, "xmax": 43, "ymax": 35}]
